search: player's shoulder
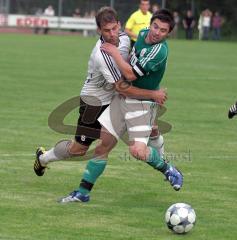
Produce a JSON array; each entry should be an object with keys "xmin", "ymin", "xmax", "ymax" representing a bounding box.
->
[
  {"xmin": 156, "ymin": 40, "xmax": 168, "ymax": 49},
  {"xmin": 150, "ymin": 41, "xmax": 168, "ymax": 58},
  {"xmin": 130, "ymin": 9, "xmax": 141, "ymax": 18},
  {"xmin": 119, "ymin": 31, "xmax": 129, "ymax": 38},
  {"xmin": 139, "ymin": 28, "xmax": 149, "ymax": 35},
  {"xmin": 137, "ymin": 28, "xmax": 149, "ymax": 40},
  {"xmin": 92, "ymin": 37, "xmax": 105, "ymax": 60},
  {"xmin": 118, "ymin": 32, "xmax": 131, "ymax": 58},
  {"xmin": 93, "ymin": 37, "xmax": 102, "ymax": 52},
  {"xmin": 147, "ymin": 11, "xmax": 152, "ymax": 17},
  {"xmin": 159, "ymin": 41, "xmax": 168, "ymax": 54},
  {"xmin": 119, "ymin": 32, "xmax": 130, "ymax": 42},
  {"xmin": 94, "ymin": 36, "xmax": 103, "ymax": 48},
  {"xmin": 136, "ymin": 10, "xmax": 152, "ymax": 18}
]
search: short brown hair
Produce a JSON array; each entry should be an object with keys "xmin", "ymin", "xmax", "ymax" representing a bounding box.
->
[
  {"xmin": 151, "ymin": 9, "xmax": 175, "ymax": 32},
  {"xmin": 95, "ymin": 7, "xmax": 118, "ymax": 29}
]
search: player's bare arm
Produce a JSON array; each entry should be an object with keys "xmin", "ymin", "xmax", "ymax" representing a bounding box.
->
[
  {"xmin": 101, "ymin": 43, "xmax": 137, "ymax": 81},
  {"xmin": 124, "ymin": 28, "xmax": 138, "ymax": 40},
  {"xmin": 115, "ymin": 79, "xmax": 167, "ymax": 105}
]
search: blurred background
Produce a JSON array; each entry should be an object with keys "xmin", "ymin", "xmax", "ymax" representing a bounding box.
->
[{"xmin": 0, "ymin": 0, "xmax": 237, "ymax": 39}]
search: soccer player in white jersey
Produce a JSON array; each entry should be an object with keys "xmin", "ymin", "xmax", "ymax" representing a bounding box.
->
[
  {"xmin": 34, "ymin": 7, "xmax": 167, "ymax": 202},
  {"xmin": 58, "ymin": 9, "xmax": 183, "ymax": 203}
]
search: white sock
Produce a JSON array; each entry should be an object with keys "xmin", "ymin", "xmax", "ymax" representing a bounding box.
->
[
  {"xmin": 148, "ymin": 134, "xmax": 165, "ymax": 158},
  {"xmin": 39, "ymin": 148, "xmax": 59, "ymax": 166}
]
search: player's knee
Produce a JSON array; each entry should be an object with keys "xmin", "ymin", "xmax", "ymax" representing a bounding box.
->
[
  {"xmin": 68, "ymin": 142, "xmax": 88, "ymax": 156},
  {"xmin": 129, "ymin": 145, "xmax": 146, "ymax": 161},
  {"xmin": 94, "ymin": 141, "xmax": 110, "ymax": 158},
  {"xmin": 94, "ymin": 147, "xmax": 107, "ymax": 158}
]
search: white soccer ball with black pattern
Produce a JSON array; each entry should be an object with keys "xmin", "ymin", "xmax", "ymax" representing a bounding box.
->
[{"xmin": 165, "ymin": 203, "xmax": 196, "ymax": 234}]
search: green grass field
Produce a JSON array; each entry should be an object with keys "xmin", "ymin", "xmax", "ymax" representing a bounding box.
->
[{"xmin": 0, "ymin": 33, "xmax": 237, "ymax": 240}]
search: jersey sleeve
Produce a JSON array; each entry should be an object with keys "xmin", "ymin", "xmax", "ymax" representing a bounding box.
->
[
  {"xmin": 119, "ymin": 34, "xmax": 131, "ymax": 61},
  {"xmin": 132, "ymin": 44, "xmax": 168, "ymax": 77},
  {"xmin": 98, "ymin": 50, "xmax": 121, "ymax": 83}
]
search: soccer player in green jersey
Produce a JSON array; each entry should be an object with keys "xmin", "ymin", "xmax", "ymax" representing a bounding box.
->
[{"xmin": 60, "ymin": 9, "xmax": 183, "ymax": 203}]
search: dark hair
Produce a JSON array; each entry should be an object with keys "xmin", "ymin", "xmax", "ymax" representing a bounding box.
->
[
  {"xmin": 150, "ymin": 9, "xmax": 175, "ymax": 32},
  {"xmin": 95, "ymin": 7, "xmax": 118, "ymax": 28}
]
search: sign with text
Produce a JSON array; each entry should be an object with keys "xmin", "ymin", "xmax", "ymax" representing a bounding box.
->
[{"xmin": 5, "ymin": 14, "xmax": 97, "ymax": 30}]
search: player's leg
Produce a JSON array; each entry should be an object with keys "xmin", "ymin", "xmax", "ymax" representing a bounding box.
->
[
  {"xmin": 59, "ymin": 127, "xmax": 118, "ymax": 203},
  {"xmin": 125, "ymin": 99, "xmax": 183, "ymax": 190},
  {"xmin": 129, "ymin": 140, "xmax": 168, "ymax": 171},
  {"xmin": 59, "ymin": 98, "xmax": 124, "ymax": 203},
  {"xmin": 129, "ymin": 139, "xmax": 183, "ymax": 191},
  {"xmin": 39, "ymin": 140, "xmax": 89, "ymax": 164},
  {"xmin": 34, "ymin": 118, "xmax": 94, "ymax": 176},
  {"xmin": 148, "ymin": 125, "xmax": 164, "ymax": 158},
  {"xmin": 34, "ymin": 140, "xmax": 90, "ymax": 177},
  {"xmin": 34, "ymin": 99, "xmax": 108, "ymax": 176}
]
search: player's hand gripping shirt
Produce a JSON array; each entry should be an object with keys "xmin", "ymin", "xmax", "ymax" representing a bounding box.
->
[{"xmin": 80, "ymin": 33, "xmax": 130, "ymax": 105}]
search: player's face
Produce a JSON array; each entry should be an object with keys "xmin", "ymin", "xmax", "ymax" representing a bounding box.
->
[
  {"xmin": 146, "ymin": 18, "xmax": 170, "ymax": 44},
  {"xmin": 140, "ymin": 1, "xmax": 150, "ymax": 14},
  {"xmin": 99, "ymin": 21, "xmax": 120, "ymax": 46}
]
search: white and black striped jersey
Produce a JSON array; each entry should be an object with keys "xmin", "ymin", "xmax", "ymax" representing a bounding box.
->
[{"xmin": 80, "ymin": 32, "xmax": 130, "ymax": 106}]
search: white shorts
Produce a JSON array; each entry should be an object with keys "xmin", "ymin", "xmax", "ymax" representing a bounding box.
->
[{"xmin": 98, "ymin": 95, "xmax": 157, "ymax": 145}]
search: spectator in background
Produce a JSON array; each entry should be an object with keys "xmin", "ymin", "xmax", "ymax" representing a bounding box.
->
[
  {"xmin": 125, "ymin": 0, "xmax": 151, "ymax": 47},
  {"xmin": 71, "ymin": 8, "xmax": 82, "ymax": 33},
  {"xmin": 198, "ymin": 11, "xmax": 204, "ymax": 40},
  {"xmin": 212, "ymin": 11, "xmax": 222, "ymax": 40},
  {"xmin": 182, "ymin": 10, "xmax": 195, "ymax": 40},
  {"xmin": 83, "ymin": 10, "xmax": 97, "ymax": 36},
  {"xmin": 84, "ymin": 11, "xmax": 90, "ymax": 18},
  {"xmin": 43, "ymin": 5, "xmax": 55, "ymax": 34},
  {"xmin": 73, "ymin": 8, "xmax": 81, "ymax": 18},
  {"xmin": 89, "ymin": 10, "xmax": 96, "ymax": 18},
  {"xmin": 201, "ymin": 9, "xmax": 212, "ymax": 40},
  {"xmin": 84, "ymin": 10, "xmax": 96, "ymax": 18},
  {"xmin": 34, "ymin": 8, "xmax": 43, "ymax": 34},
  {"xmin": 151, "ymin": 3, "xmax": 160, "ymax": 14},
  {"xmin": 170, "ymin": 11, "xmax": 180, "ymax": 38}
]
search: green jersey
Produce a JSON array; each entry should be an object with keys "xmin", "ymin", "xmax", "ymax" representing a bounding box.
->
[{"xmin": 130, "ymin": 28, "xmax": 168, "ymax": 90}]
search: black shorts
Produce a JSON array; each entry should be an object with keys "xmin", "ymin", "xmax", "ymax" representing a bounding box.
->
[{"xmin": 75, "ymin": 98, "xmax": 109, "ymax": 146}]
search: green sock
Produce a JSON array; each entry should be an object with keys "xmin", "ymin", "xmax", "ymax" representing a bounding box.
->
[
  {"xmin": 146, "ymin": 147, "xmax": 168, "ymax": 173},
  {"xmin": 78, "ymin": 159, "xmax": 107, "ymax": 195}
]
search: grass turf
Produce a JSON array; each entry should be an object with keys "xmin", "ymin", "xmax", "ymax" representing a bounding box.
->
[{"xmin": 0, "ymin": 34, "xmax": 236, "ymax": 240}]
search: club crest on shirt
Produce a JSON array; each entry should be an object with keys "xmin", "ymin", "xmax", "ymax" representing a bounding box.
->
[{"xmin": 140, "ymin": 48, "xmax": 147, "ymax": 57}]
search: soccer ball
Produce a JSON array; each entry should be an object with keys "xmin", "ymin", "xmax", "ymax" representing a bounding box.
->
[{"xmin": 165, "ymin": 203, "xmax": 196, "ymax": 234}]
